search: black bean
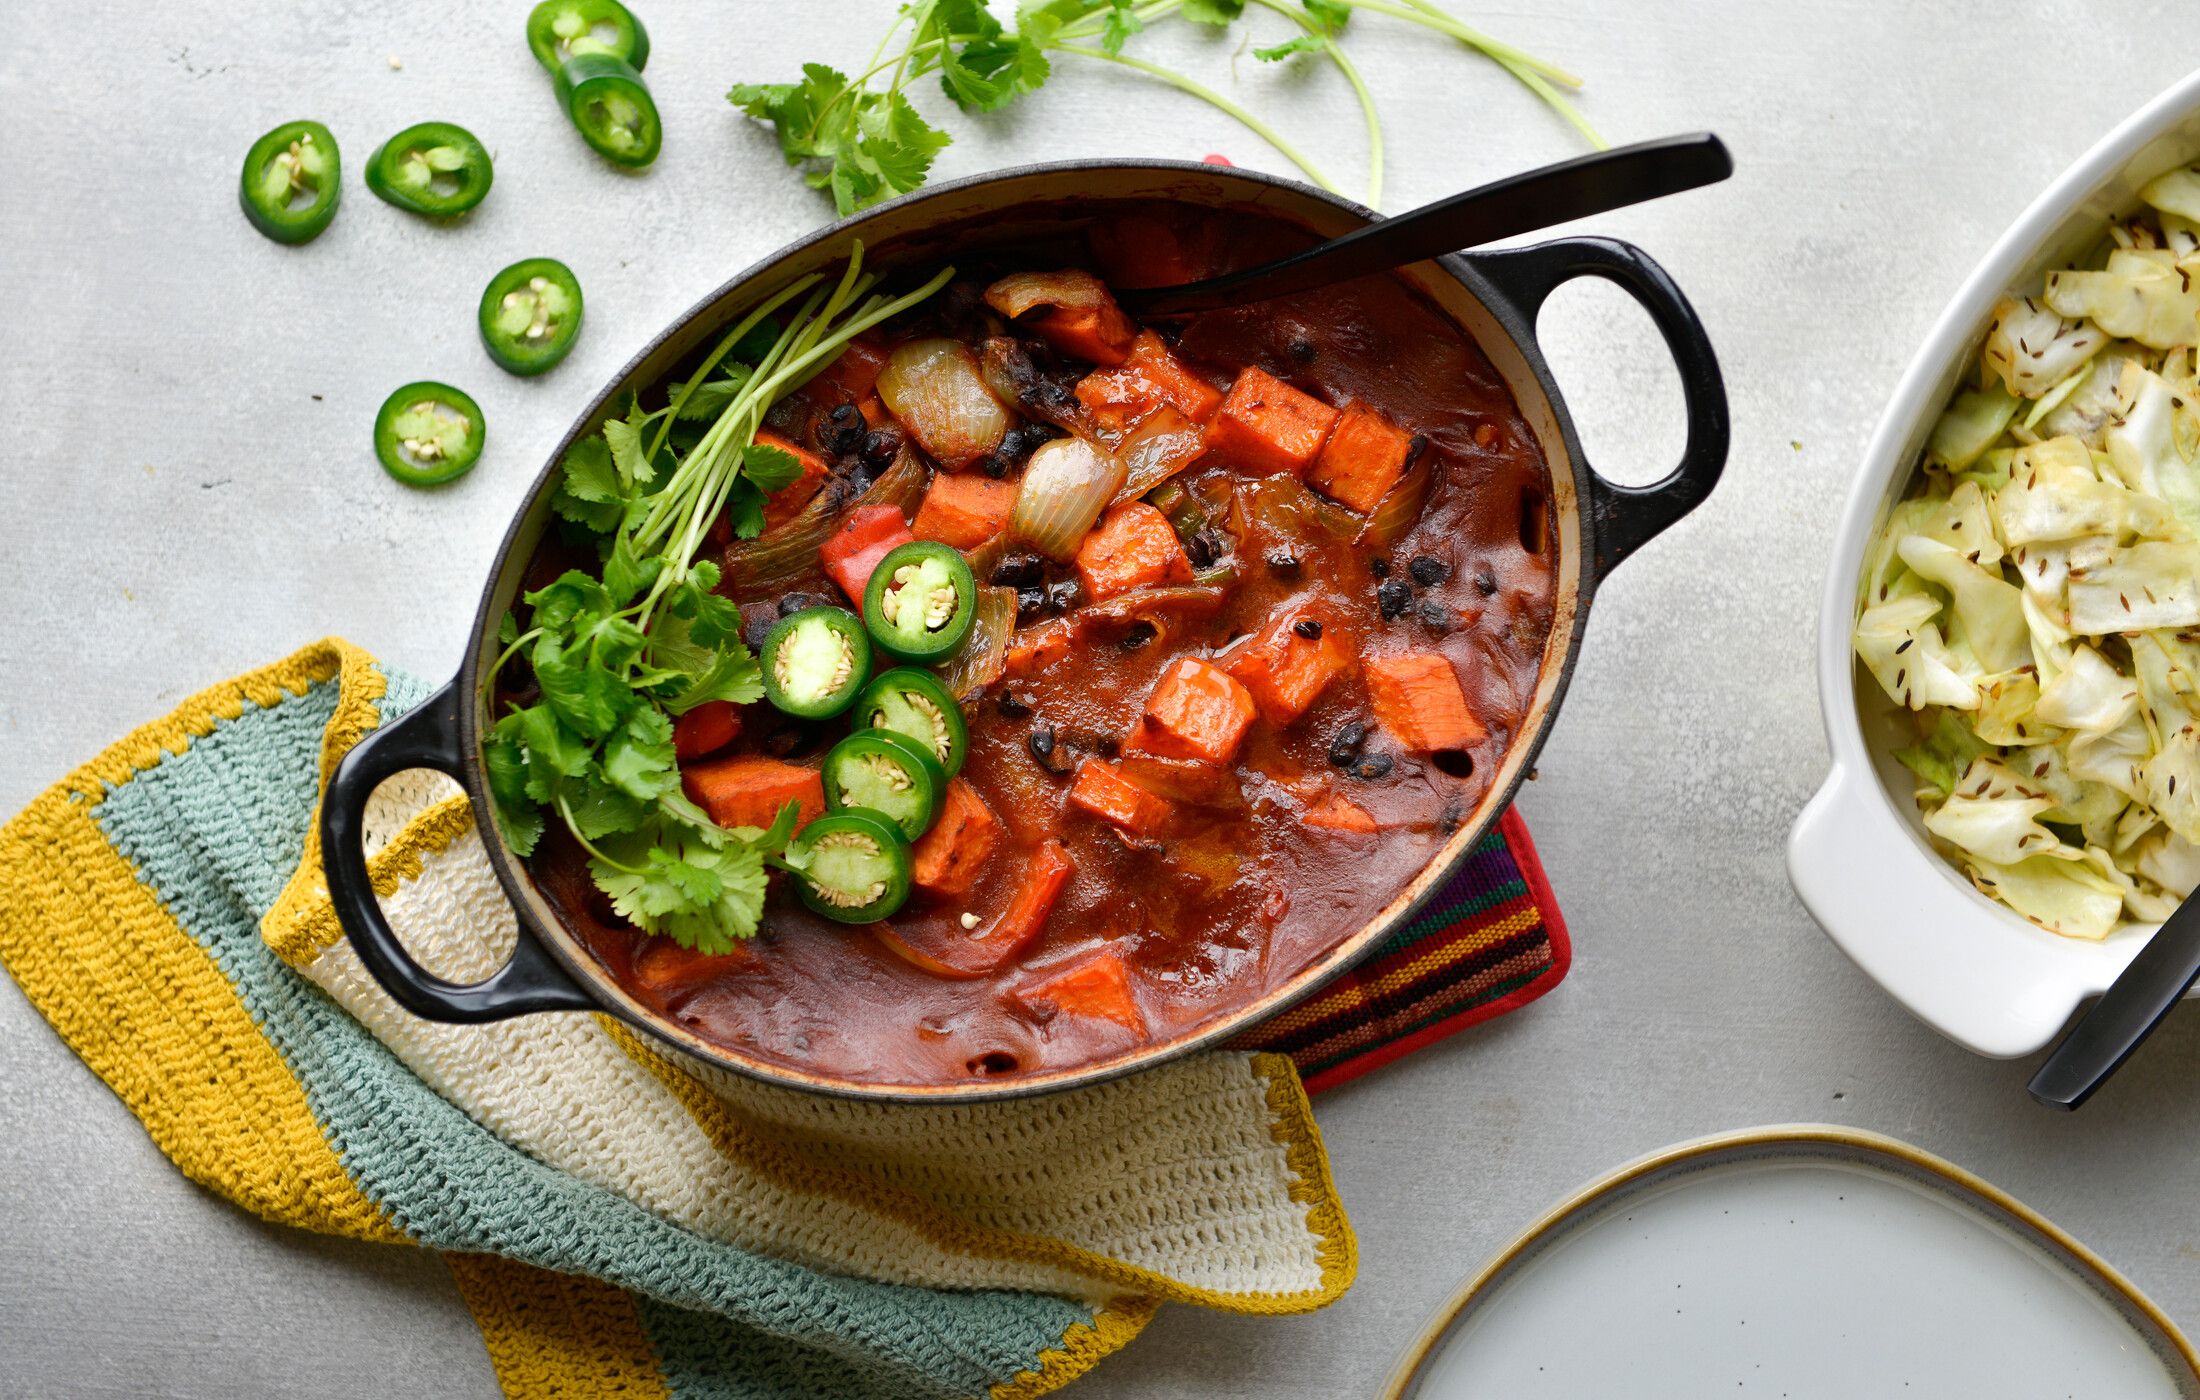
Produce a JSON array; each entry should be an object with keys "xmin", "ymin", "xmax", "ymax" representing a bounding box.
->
[
  {"xmin": 1354, "ymin": 752, "xmax": 1395, "ymax": 781},
  {"xmin": 1378, "ymin": 578, "xmax": 1413, "ymax": 621},
  {"xmin": 1028, "ymin": 723, "xmax": 1071, "ymax": 773},
  {"xmin": 996, "ymin": 690, "xmax": 1035, "ymax": 719},
  {"xmin": 823, "ymin": 402, "xmax": 867, "ymax": 456},
  {"xmin": 777, "ymin": 590, "xmax": 831, "ymax": 616},
  {"xmin": 1327, "ymin": 722, "xmax": 1368, "ymax": 768},
  {"xmin": 860, "ymin": 424, "xmax": 904, "ymax": 467},
  {"xmin": 1472, "ymin": 565, "xmax": 1498, "ymax": 596},
  {"xmin": 1266, "ymin": 547, "xmax": 1301, "ymax": 574},
  {"xmin": 1015, "ymin": 586, "xmax": 1049, "ymax": 623},
  {"xmin": 1186, "ymin": 530, "xmax": 1220, "ymax": 569},
  {"xmin": 1027, "ymin": 380, "xmax": 1075, "ymax": 413},
  {"xmin": 1416, "ymin": 600, "xmax": 1452, "ymax": 631},
  {"xmin": 742, "ymin": 614, "xmax": 777, "ymax": 650},
  {"xmin": 992, "ymin": 552, "xmax": 1046, "ymax": 588},
  {"xmin": 1287, "ymin": 334, "xmax": 1317, "ymax": 363},
  {"xmin": 1120, "ymin": 622, "xmax": 1158, "ymax": 651},
  {"xmin": 980, "ymin": 453, "xmax": 1010, "ymax": 479},
  {"xmin": 1293, "ymin": 617, "xmax": 1324, "ymax": 640},
  {"xmin": 1409, "ymin": 555, "xmax": 1450, "ymax": 587},
  {"xmin": 1046, "ymin": 578, "xmax": 1082, "ymax": 613},
  {"xmin": 1368, "ymin": 556, "xmax": 1391, "ymax": 577}
]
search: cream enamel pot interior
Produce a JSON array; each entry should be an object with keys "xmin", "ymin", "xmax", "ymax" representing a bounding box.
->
[
  {"xmin": 319, "ymin": 160, "xmax": 1727, "ymax": 1101},
  {"xmin": 1789, "ymin": 69, "xmax": 2200, "ymax": 1059}
]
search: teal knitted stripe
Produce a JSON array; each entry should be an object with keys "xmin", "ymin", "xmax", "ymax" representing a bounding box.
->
[{"xmin": 91, "ymin": 669, "xmax": 1092, "ymax": 1400}]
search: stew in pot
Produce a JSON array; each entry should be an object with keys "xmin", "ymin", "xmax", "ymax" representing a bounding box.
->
[{"xmin": 503, "ymin": 202, "xmax": 1558, "ymax": 1086}]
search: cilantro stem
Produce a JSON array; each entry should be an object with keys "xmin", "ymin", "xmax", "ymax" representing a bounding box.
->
[
  {"xmin": 557, "ymin": 794, "xmax": 644, "ymax": 873},
  {"xmin": 1053, "ymin": 42, "xmax": 1342, "ymax": 195},
  {"xmin": 1246, "ymin": 0, "xmax": 1383, "ymax": 209},
  {"xmin": 1343, "ymin": 0, "xmax": 1580, "ymax": 87}
]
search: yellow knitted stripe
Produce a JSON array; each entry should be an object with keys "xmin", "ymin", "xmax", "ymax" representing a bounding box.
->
[
  {"xmin": 279, "ymin": 793, "xmax": 476, "ymax": 963},
  {"xmin": 445, "ymin": 1252, "xmax": 669, "ymax": 1400},
  {"xmin": 1251, "ymin": 906, "xmax": 1540, "ymax": 1036},
  {"xmin": 0, "ymin": 642, "xmax": 402, "ymax": 1244},
  {"xmin": 261, "ymin": 641, "xmax": 398, "ymax": 967},
  {"xmin": 608, "ymin": 1022, "xmax": 1357, "ymax": 1314},
  {"xmin": 986, "ymin": 1297, "xmax": 1158, "ymax": 1400}
]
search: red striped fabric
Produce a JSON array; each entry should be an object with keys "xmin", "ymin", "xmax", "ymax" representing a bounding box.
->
[{"xmin": 1238, "ymin": 807, "xmax": 1569, "ymax": 1093}]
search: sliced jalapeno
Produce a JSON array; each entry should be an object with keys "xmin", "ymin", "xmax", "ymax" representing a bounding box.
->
[
  {"xmin": 365, "ymin": 121, "xmax": 493, "ymax": 217},
  {"xmin": 239, "ymin": 120, "xmax": 340, "ymax": 244},
  {"xmin": 822, "ymin": 730, "xmax": 945, "ymax": 840},
  {"xmin": 526, "ymin": 0, "xmax": 650, "ymax": 72},
  {"xmin": 479, "ymin": 257, "xmax": 584, "ymax": 376},
  {"xmin": 788, "ymin": 808, "xmax": 912, "ymax": 923},
  {"xmin": 863, "ymin": 541, "xmax": 977, "ymax": 664},
  {"xmin": 374, "ymin": 381, "xmax": 485, "ymax": 486},
  {"xmin": 853, "ymin": 668, "xmax": 969, "ymax": 778},
  {"xmin": 761, "ymin": 607, "xmax": 871, "ymax": 719},
  {"xmin": 553, "ymin": 54, "xmax": 661, "ymax": 168}
]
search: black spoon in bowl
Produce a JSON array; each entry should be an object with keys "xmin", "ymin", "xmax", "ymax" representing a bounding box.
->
[
  {"xmin": 1114, "ymin": 132, "xmax": 1733, "ymax": 318},
  {"xmin": 2029, "ymin": 898, "xmax": 2200, "ymax": 1110}
]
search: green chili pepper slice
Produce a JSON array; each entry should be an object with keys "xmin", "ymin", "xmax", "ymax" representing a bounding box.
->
[
  {"xmin": 365, "ymin": 121, "xmax": 493, "ymax": 217},
  {"xmin": 478, "ymin": 258, "xmax": 584, "ymax": 376},
  {"xmin": 553, "ymin": 54, "xmax": 661, "ymax": 168},
  {"xmin": 526, "ymin": 0, "xmax": 650, "ymax": 72},
  {"xmin": 239, "ymin": 120, "xmax": 341, "ymax": 244},
  {"xmin": 822, "ymin": 730, "xmax": 945, "ymax": 840},
  {"xmin": 374, "ymin": 381, "xmax": 485, "ymax": 486},
  {"xmin": 852, "ymin": 668, "xmax": 969, "ymax": 778},
  {"xmin": 761, "ymin": 607, "xmax": 872, "ymax": 719},
  {"xmin": 863, "ymin": 541, "xmax": 978, "ymax": 664},
  {"xmin": 787, "ymin": 808, "xmax": 912, "ymax": 924}
]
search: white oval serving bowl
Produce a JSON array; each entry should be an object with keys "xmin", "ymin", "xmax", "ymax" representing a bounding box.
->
[{"xmin": 1789, "ymin": 68, "xmax": 2200, "ymax": 1058}]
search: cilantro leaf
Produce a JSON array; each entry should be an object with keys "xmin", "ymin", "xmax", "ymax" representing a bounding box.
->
[
  {"xmin": 532, "ymin": 635, "xmax": 631, "ymax": 739},
  {"xmin": 1178, "ymin": 0, "xmax": 1246, "ymax": 21},
  {"xmin": 1302, "ymin": 0, "xmax": 1350, "ymax": 27},
  {"xmin": 602, "ymin": 416, "xmax": 654, "ymax": 489},
  {"xmin": 1099, "ymin": 0, "xmax": 1143, "ymax": 55},
  {"xmin": 722, "ymin": 479, "xmax": 769, "ymax": 542},
  {"xmin": 602, "ymin": 707, "xmax": 679, "ymax": 801},
  {"xmin": 667, "ymin": 646, "xmax": 764, "ymax": 713},
  {"xmin": 484, "ymin": 714, "xmax": 544, "ymax": 856},
  {"xmin": 514, "ymin": 703, "xmax": 591, "ymax": 803},
  {"xmin": 742, "ymin": 441, "xmax": 806, "ymax": 496},
  {"xmin": 671, "ymin": 365, "xmax": 754, "ymax": 420},
  {"xmin": 567, "ymin": 782, "xmax": 653, "ymax": 840},
  {"xmin": 551, "ymin": 437, "xmax": 625, "ymax": 533},
  {"xmin": 1255, "ymin": 32, "xmax": 1326, "ymax": 60},
  {"xmin": 603, "ymin": 531, "xmax": 663, "ymax": 606},
  {"xmin": 524, "ymin": 570, "xmax": 614, "ymax": 633}
]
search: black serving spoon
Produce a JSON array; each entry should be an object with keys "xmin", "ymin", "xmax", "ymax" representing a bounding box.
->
[
  {"xmin": 1115, "ymin": 132, "xmax": 1733, "ymax": 318},
  {"xmin": 2029, "ymin": 898, "xmax": 2200, "ymax": 1110}
]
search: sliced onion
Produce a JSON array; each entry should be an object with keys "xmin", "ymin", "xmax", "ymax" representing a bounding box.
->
[
  {"xmin": 961, "ymin": 528, "xmax": 1013, "ymax": 585},
  {"xmin": 938, "ymin": 585, "xmax": 1017, "ymax": 700},
  {"xmin": 979, "ymin": 335, "xmax": 1094, "ymax": 438},
  {"xmin": 1356, "ymin": 446, "xmax": 1435, "ymax": 550},
  {"xmin": 1012, "ymin": 436, "xmax": 1126, "ymax": 561},
  {"xmin": 983, "ymin": 269, "xmax": 1108, "ymax": 320},
  {"xmin": 723, "ymin": 446, "xmax": 926, "ymax": 592},
  {"xmin": 1113, "ymin": 406, "xmax": 1207, "ymax": 503},
  {"xmin": 874, "ymin": 338, "xmax": 1010, "ymax": 470}
]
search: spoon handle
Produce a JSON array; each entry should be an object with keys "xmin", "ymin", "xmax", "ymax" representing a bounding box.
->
[
  {"xmin": 2028, "ymin": 895, "xmax": 2200, "ymax": 1110},
  {"xmin": 1119, "ymin": 132, "xmax": 1733, "ymax": 318}
]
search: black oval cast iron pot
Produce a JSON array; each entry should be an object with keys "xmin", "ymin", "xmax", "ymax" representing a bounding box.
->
[{"xmin": 320, "ymin": 160, "xmax": 1728, "ymax": 1101}]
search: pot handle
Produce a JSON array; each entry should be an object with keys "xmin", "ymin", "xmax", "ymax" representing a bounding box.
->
[
  {"xmin": 1463, "ymin": 236, "xmax": 1729, "ymax": 580},
  {"xmin": 319, "ymin": 679, "xmax": 596, "ymax": 1023}
]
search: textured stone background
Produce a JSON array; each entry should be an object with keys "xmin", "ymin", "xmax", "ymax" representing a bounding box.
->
[{"xmin": 3, "ymin": 2, "xmax": 2196, "ymax": 1395}]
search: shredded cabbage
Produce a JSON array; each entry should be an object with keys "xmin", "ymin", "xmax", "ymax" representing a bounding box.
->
[{"xmin": 1856, "ymin": 191, "xmax": 2200, "ymax": 938}]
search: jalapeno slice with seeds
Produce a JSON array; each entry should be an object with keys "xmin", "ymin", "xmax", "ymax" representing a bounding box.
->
[
  {"xmin": 788, "ymin": 808, "xmax": 912, "ymax": 923},
  {"xmin": 863, "ymin": 541, "xmax": 977, "ymax": 664},
  {"xmin": 852, "ymin": 668, "xmax": 969, "ymax": 778},
  {"xmin": 479, "ymin": 257, "xmax": 584, "ymax": 376},
  {"xmin": 553, "ymin": 54, "xmax": 661, "ymax": 168},
  {"xmin": 761, "ymin": 607, "xmax": 871, "ymax": 719},
  {"xmin": 526, "ymin": 0, "xmax": 650, "ymax": 72},
  {"xmin": 366, "ymin": 121, "xmax": 493, "ymax": 217},
  {"xmin": 374, "ymin": 381, "xmax": 485, "ymax": 486},
  {"xmin": 238, "ymin": 120, "xmax": 341, "ymax": 244},
  {"xmin": 822, "ymin": 730, "xmax": 945, "ymax": 840}
]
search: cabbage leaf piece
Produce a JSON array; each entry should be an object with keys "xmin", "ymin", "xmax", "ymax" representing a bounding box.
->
[
  {"xmin": 1979, "ymin": 295, "xmax": 2105, "ymax": 397},
  {"xmin": 2043, "ymin": 249, "xmax": 2200, "ymax": 351},
  {"xmin": 2135, "ymin": 825, "xmax": 2200, "ymax": 897},
  {"xmin": 2066, "ymin": 539, "xmax": 2200, "ymax": 634},
  {"xmin": 1925, "ymin": 382, "xmax": 2021, "ymax": 471},
  {"xmin": 1991, "ymin": 437, "xmax": 2132, "ymax": 544},
  {"xmin": 1965, "ymin": 853, "xmax": 2125, "ymax": 939},
  {"xmin": 2141, "ymin": 165, "xmax": 2200, "ymax": 223},
  {"xmin": 2103, "ymin": 361, "xmax": 2200, "ymax": 530},
  {"xmin": 2036, "ymin": 644, "xmax": 2139, "ymax": 735},
  {"xmin": 1895, "ymin": 536, "xmax": 2028, "ymax": 673},
  {"xmin": 1854, "ymin": 593, "xmax": 1979, "ymax": 709},
  {"xmin": 2140, "ymin": 722, "xmax": 2200, "ymax": 843},
  {"xmin": 1973, "ymin": 670, "xmax": 2047, "ymax": 746},
  {"xmin": 1924, "ymin": 757, "xmax": 2079, "ymax": 866}
]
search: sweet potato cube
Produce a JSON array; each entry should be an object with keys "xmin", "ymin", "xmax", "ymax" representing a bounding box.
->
[
  {"xmin": 682, "ymin": 756, "xmax": 826, "ymax": 832},
  {"xmin": 1221, "ymin": 607, "xmax": 1354, "ymax": 727},
  {"xmin": 1015, "ymin": 949, "xmax": 1146, "ymax": 1033},
  {"xmin": 1127, "ymin": 657, "xmax": 1257, "ymax": 765},
  {"xmin": 1068, "ymin": 760, "xmax": 1174, "ymax": 840},
  {"xmin": 756, "ymin": 430, "xmax": 832, "ymax": 530},
  {"xmin": 1364, "ymin": 652, "xmax": 1487, "ymax": 753},
  {"xmin": 1074, "ymin": 332, "xmax": 1225, "ymax": 432},
  {"xmin": 672, "ymin": 700, "xmax": 741, "ymax": 760},
  {"xmin": 911, "ymin": 779, "xmax": 1001, "ymax": 898},
  {"xmin": 1307, "ymin": 401, "xmax": 1416, "ymax": 515},
  {"xmin": 633, "ymin": 938, "xmax": 758, "ymax": 995},
  {"xmin": 991, "ymin": 838, "xmax": 1075, "ymax": 956},
  {"xmin": 913, "ymin": 472, "xmax": 1018, "ymax": 550},
  {"xmin": 804, "ymin": 334, "xmax": 889, "ymax": 404},
  {"xmin": 1074, "ymin": 501, "xmax": 1194, "ymax": 603},
  {"xmin": 1034, "ymin": 301, "xmax": 1140, "ymax": 367},
  {"xmin": 819, "ymin": 505, "xmax": 915, "ymax": 613},
  {"xmin": 1201, "ymin": 368, "xmax": 1339, "ymax": 477},
  {"xmin": 1302, "ymin": 792, "xmax": 1379, "ymax": 834}
]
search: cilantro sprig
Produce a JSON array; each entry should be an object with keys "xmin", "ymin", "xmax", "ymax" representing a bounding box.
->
[
  {"xmin": 729, "ymin": 0, "xmax": 1600, "ymax": 218},
  {"xmin": 483, "ymin": 243, "xmax": 953, "ymax": 951}
]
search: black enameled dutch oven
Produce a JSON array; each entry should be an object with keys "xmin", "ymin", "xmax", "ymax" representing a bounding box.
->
[{"xmin": 321, "ymin": 160, "xmax": 1727, "ymax": 1101}]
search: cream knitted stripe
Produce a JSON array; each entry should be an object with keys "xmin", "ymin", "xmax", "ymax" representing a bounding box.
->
[{"xmin": 299, "ymin": 781, "xmax": 1332, "ymax": 1303}]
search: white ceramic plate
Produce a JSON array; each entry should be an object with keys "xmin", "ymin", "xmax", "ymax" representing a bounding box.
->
[
  {"xmin": 1788, "ymin": 68, "xmax": 2200, "ymax": 1058},
  {"xmin": 1382, "ymin": 1126, "xmax": 2198, "ymax": 1400}
]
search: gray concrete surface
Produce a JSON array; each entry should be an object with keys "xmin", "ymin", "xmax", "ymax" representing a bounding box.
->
[{"xmin": 4, "ymin": 2, "xmax": 2198, "ymax": 1396}]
